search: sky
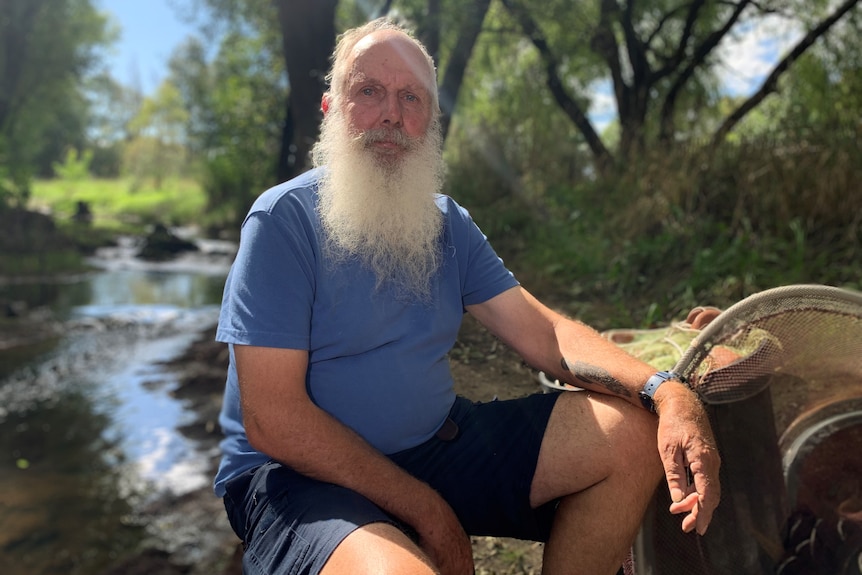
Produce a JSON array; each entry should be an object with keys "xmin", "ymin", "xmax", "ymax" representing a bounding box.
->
[
  {"xmin": 99, "ymin": 0, "xmax": 198, "ymax": 95},
  {"xmin": 98, "ymin": 1, "xmax": 800, "ymax": 130}
]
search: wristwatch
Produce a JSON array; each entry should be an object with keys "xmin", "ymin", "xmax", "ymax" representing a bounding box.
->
[{"xmin": 639, "ymin": 370, "xmax": 685, "ymax": 413}]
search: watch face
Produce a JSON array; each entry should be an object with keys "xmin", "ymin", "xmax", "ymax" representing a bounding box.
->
[{"xmin": 639, "ymin": 391, "xmax": 656, "ymax": 412}]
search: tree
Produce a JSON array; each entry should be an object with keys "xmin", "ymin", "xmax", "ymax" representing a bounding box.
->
[
  {"xmin": 274, "ymin": 0, "xmax": 338, "ymax": 181},
  {"xmin": 0, "ymin": 0, "xmax": 112, "ymax": 205},
  {"xmin": 167, "ymin": 24, "xmax": 286, "ymax": 227},
  {"xmin": 712, "ymin": 0, "xmax": 861, "ymax": 145},
  {"xmin": 400, "ymin": 0, "xmax": 493, "ymax": 140},
  {"xmin": 189, "ymin": 0, "xmax": 336, "ymax": 182},
  {"xmin": 86, "ymin": 73, "xmax": 141, "ymax": 177},
  {"xmin": 496, "ymin": 0, "xmax": 861, "ymax": 171},
  {"xmin": 125, "ymin": 81, "xmax": 190, "ymax": 187}
]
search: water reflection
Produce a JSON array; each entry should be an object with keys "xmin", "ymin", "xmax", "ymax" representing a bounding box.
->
[
  {"xmin": 0, "ymin": 388, "xmax": 146, "ymax": 575},
  {"xmin": 0, "ymin": 251, "xmax": 230, "ymax": 574},
  {"xmin": 85, "ymin": 270, "xmax": 226, "ymax": 310}
]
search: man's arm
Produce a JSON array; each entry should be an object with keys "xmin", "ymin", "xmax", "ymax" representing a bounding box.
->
[
  {"xmin": 234, "ymin": 344, "xmax": 473, "ymax": 574},
  {"xmin": 466, "ymin": 286, "xmax": 721, "ymax": 535},
  {"xmin": 466, "ymin": 286, "xmax": 654, "ymax": 400}
]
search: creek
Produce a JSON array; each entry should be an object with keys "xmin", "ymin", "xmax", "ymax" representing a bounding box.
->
[{"xmin": 0, "ymin": 237, "xmax": 234, "ymax": 574}]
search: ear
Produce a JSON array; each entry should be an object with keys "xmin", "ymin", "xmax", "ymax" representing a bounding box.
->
[{"xmin": 321, "ymin": 94, "xmax": 330, "ymax": 115}]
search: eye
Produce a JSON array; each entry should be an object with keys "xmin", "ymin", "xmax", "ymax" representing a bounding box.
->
[
  {"xmin": 361, "ymin": 87, "xmax": 375, "ymax": 96},
  {"xmin": 404, "ymin": 93, "xmax": 418, "ymax": 103}
]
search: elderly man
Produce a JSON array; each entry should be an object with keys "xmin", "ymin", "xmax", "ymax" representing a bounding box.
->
[{"xmin": 214, "ymin": 17, "xmax": 720, "ymax": 575}]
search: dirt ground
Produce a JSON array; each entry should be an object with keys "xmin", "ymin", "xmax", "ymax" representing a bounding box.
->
[{"xmin": 109, "ymin": 313, "xmax": 550, "ymax": 575}]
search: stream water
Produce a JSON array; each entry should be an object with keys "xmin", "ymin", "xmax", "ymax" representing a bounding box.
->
[{"xmin": 0, "ymin": 238, "xmax": 234, "ymax": 574}]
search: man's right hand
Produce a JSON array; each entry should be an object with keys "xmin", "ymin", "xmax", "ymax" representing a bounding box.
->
[
  {"xmin": 654, "ymin": 381, "xmax": 721, "ymax": 535},
  {"xmin": 236, "ymin": 344, "xmax": 475, "ymax": 573},
  {"xmin": 414, "ymin": 492, "xmax": 475, "ymax": 575}
]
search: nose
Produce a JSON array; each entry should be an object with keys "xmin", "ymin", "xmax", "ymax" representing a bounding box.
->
[{"xmin": 380, "ymin": 92, "xmax": 402, "ymax": 127}]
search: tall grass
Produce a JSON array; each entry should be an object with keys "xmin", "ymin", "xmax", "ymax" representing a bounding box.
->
[{"xmin": 448, "ymin": 133, "xmax": 862, "ymax": 328}]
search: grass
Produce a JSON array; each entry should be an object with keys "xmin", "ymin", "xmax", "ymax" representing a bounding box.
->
[
  {"xmin": 0, "ymin": 177, "xmax": 208, "ymax": 277},
  {"xmin": 29, "ymin": 177, "xmax": 207, "ymax": 233}
]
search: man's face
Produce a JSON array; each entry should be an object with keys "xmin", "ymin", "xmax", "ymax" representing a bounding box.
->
[
  {"xmin": 340, "ymin": 31, "xmax": 435, "ymax": 160},
  {"xmin": 312, "ymin": 29, "xmax": 444, "ymax": 299}
]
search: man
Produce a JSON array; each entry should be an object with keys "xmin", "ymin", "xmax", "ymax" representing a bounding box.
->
[{"xmin": 214, "ymin": 17, "xmax": 720, "ymax": 575}]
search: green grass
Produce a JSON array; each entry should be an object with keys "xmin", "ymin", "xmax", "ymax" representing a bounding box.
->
[
  {"xmin": 0, "ymin": 177, "xmax": 208, "ymax": 276},
  {"xmin": 30, "ymin": 177, "xmax": 207, "ymax": 233}
]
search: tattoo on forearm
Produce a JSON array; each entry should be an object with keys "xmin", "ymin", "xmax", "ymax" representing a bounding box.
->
[{"xmin": 564, "ymin": 359, "xmax": 632, "ymax": 398}]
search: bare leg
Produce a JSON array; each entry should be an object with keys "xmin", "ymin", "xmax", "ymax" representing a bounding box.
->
[
  {"xmin": 531, "ymin": 392, "xmax": 663, "ymax": 575},
  {"xmin": 321, "ymin": 522, "xmax": 439, "ymax": 575}
]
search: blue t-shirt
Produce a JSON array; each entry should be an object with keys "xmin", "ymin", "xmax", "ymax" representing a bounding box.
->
[{"xmin": 214, "ymin": 168, "xmax": 519, "ymax": 496}]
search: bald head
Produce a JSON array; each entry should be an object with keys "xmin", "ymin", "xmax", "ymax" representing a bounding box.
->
[{"xmin": 326, "ymin": 18, "xmax": 439, "ymax": 116}]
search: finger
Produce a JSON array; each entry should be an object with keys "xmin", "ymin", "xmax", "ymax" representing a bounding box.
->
[
  {"xmin": 690, "ymin": 307, "xmax": 722, "ymax": 329},
  {"xmin": 661, "ymin": 446, "xmax": 690, "ymax": 503},
  {"xmin": 668, "ymin": 492, "xmax": 700, "ymax": 534},
  {"xmin": 668, "ymin": 491, "xmax": 698, "ymax": 515},
  {"xmin": 681, "ymin": 506, "xmax": 698, "ymax": 533},
  {"xmin": 692, "ymin": 470, "xmax": 720, "ymax": 535}
]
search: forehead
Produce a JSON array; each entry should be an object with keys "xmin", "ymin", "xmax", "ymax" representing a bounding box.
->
[{"xmin": 346, "ymin": 31, "xmax": 434, "ymax": 90}]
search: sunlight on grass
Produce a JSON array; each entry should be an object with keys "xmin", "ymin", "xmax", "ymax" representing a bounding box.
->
[{"xmin": 30, "ymin": 177, "xmax": 206, "ymax": 231}]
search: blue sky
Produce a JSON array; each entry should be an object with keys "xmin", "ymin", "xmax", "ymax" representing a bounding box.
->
[{"xmin": 99, "ymin": 0, "xmax": 197, "ymax": 95}]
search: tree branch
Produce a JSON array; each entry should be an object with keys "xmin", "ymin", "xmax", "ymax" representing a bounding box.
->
[
  {"xmin": 437, "ymin": 0, "xmax": 492, "ymax": 141},
  {"xmin": 500, "ymin": 0, "xmax": 612, "ymax": 168},
  {"xmin": 711, "ymin": 0, "xmax": 861, "ymax": 146},
  {"xmin": 592, "ymin": 0, "xmax": 627, "ymax": 114},
  {"xmin": 658, "ymin": 0, "xmax": 753, "ymax": 140}
]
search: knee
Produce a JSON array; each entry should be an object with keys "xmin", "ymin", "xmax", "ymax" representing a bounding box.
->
[
  {"xmin": 322, "ymin": 522, "xmax": 439, "ymax": 575},
  {"xmin": 603, "ymin": 397, "xmax": 663, "ymax": 481}
]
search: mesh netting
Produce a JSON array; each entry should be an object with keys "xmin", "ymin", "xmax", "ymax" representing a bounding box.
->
[
  {"xmin": 642, "ymin": 284, "xmax": 862, "ymax": 575},
  {"xmin": 674, "ymin": 284, "xmax": 862, "ymax": 414}
]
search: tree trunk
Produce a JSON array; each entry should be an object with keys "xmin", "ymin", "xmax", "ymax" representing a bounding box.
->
[
  {"xmin": 502, "ymin": 0, "xmax": 613, "ymax": 171},
  {"xmin": 0, "ymin": 0, "xmax": 45, "ymax": 133},
  {"xmin": 273, "ymin": 0, "xmax": 338, "ymax": 182},
  {"xmin": 437, "ymin": 0, "xmax": 492, "ymax": 141},
  {"xmin": 417, "ymin": 0, "xmax": 441, "ymax": 66}
]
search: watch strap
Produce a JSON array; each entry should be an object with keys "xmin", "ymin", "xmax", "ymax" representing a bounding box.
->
[{"xmin": 639, "ymin": 370, "xmax": 685, "ymax": 413}]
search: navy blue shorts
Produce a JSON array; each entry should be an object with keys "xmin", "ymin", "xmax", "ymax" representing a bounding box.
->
[{"xmin": 223, "ymin": 392, "xmax": 561, "ymax": 575}]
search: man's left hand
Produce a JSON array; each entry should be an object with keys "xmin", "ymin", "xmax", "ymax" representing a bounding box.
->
[{"xmin": 654, "ymin": 382, "xmax": 721, "ymax": 535}]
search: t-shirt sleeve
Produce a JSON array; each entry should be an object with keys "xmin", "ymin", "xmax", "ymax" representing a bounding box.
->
[
  {"xmin": 216, "ymin": 196, "xmax": 316, "ymax": 350},
  {"xmin": 447, "ymin": 198, "xmax": 520, "ymax": 306}
]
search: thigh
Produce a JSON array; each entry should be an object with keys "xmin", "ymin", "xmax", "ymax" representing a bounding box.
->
[
  {"xmin": 224, "ymin": 461, "xmax": 404, "ymax": 575},
  {"xmin": 390, "ymin": 393, "xmax": 561, "ymax": 542}
]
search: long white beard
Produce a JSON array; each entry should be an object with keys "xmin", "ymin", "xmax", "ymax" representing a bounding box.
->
[{"xmin": 312, "ymin": 110, "xmax": 446, "ymax": 301}]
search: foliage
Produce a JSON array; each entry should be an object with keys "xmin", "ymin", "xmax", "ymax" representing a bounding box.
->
[
  {"xmin": 85, "ymin": 73, "xmax": 141, "ymax": 177},
  {"xmin": 123, "ymin": 81, "xmax": 190, "ymax": 187},
  {"xmin": 52, "ymin": 149, "xmax": 93, "ymax": 182},
  {"xmin": 453, "ymin": 131, "xmax": 862, "ymax": 328},
  {"xmin": 483, "ymin": 0, "xmax": 861, "ymax": 171},
  {"xmin": 0, "ymin": 0, "xmax": 113, "ymax": 206},
  {"xmin": 733, "ymin": 15, "xmax": 862, "ymax": 141}
]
